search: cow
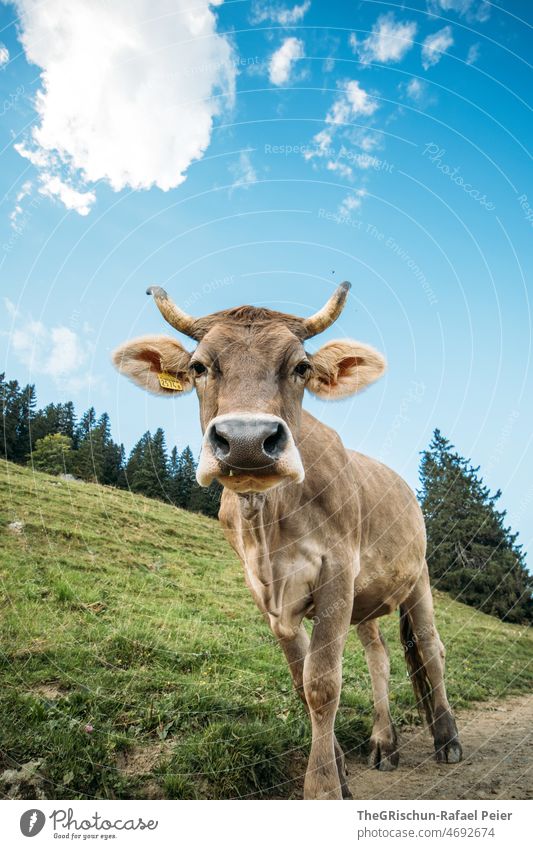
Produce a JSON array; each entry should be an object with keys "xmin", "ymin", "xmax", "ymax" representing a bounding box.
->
[{"xmin": 113, "ymin": 282, "xmax": 462, "ymax": 800}]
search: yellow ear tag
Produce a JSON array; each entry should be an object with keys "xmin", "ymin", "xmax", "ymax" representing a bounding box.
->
[{"xmin": 158, "ymin": 372, "xmax": 183, "ymax": 391}]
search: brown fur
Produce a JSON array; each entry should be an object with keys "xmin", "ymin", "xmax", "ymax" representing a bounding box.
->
[{"xmin": 193, "ymin": 306, "xmax": 307, "ymax": 340}]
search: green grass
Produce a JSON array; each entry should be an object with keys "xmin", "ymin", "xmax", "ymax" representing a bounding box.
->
[{"xmin": 0, "ymin": 460, "xmax": 531, "ymax": 799}]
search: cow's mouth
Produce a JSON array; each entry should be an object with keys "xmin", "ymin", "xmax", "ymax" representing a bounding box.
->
[{"xmin": 216, "ymin": 471, "xmax": 289, "ymax": 493}]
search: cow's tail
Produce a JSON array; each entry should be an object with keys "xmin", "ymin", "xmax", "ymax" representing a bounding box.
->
[{"xmin": 399, "ymin": 604, "xmax": 434, "ymax": 726}]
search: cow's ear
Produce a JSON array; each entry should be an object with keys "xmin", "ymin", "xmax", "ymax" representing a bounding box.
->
[
  {"xmin": 112, "ymin": 335, "xmax": 194, "ymax": 395},
  {"xmin": 307, "ymin": 339, "xmax": 386, "ymax": 399}
]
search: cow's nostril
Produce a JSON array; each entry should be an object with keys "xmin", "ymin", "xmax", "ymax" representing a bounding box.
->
[
  {"xmin": 263, "ymin": 423, "xmax": 287, "ymax": 458},
  {"xmin": 212, "ymin": 427, "xmax": 230, "ymax": 457}
]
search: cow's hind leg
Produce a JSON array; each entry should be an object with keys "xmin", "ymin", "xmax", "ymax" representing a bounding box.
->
[
  {"xmin": 280, "ymin": 626, "xmax": 352, "ymax": 799},
  {"xmin": 357, "ymin": 620, "xmax": 399, "ymax": 771},
  {"xmin": 400, "ymin": 568, "xmax": 462, "ymax": 764}
]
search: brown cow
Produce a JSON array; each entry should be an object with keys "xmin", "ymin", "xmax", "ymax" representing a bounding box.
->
[{"xmin": 113, "ymin": 283, "xmax": 462, "ymax": 800}]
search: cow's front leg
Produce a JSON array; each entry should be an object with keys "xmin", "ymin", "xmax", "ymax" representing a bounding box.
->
[
  {"xmin": 302, "ymin": 573, "xmax": 353, "ymax": 800},
  {"xmin": 280, "ymin": 626, "xmax": 352, "ymax": 799}
]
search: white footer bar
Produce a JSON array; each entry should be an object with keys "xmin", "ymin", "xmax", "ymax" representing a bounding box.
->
[{"xmin": 3, "ymin": 799, "xmax": 529, "ymax": 848}]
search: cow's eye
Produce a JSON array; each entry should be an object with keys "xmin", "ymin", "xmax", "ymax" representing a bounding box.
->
[
  {"xmin": 191, "ymin": 361, "xmax": 207, "ymax": 376},
  {"xmin": 294, "ymin": 361, "xmax": 311, "ymax": 377}
]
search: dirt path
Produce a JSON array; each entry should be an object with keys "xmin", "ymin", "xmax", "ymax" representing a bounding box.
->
[{"xmin": 346, "ymin": 694, "xmax": 533, "ymax": 800}]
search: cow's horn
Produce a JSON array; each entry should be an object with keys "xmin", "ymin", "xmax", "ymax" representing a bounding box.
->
[
  {"xmin": 302, "ymin": 282, "xmax": 351, "ymax": 338},
  {"xmin": 146, "ymin": 286, "xmax": 200, "ymax": 340}
]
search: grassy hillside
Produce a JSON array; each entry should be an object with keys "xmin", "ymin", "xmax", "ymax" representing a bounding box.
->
[{"xmin": 1, "ymin": 460, "xmax": 531, "ymax": 800}]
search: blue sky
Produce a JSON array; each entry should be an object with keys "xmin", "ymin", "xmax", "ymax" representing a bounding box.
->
[{"xmin": 0, "ymin": 0, "xmax": 531, "ymax": 560}]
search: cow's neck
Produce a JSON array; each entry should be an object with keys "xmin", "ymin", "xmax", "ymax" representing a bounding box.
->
[
  {"xmin": 236, "ymin": 488, "xmax": 289, "ymax": 603},
  {"xmin": 234, "ymin": 485, "xmax": 310, "ymax": 638}
]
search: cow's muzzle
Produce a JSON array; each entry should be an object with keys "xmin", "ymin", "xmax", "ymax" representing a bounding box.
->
[{"xmin": 196, "ymin": 413, "xmax": 305, "ymax": 492}]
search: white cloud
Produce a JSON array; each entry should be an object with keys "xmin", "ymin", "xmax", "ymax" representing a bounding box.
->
[
  {"xmin": 325, "ymin": 144, "xmax": 382, "ymax": 181},
  {"xmin": 405, "ymin": 78, "xmax": 426, "ymax": 101},
  {"xmin": 9, "ymin": 181, "xmax": 33, "ymax": 231},
  {"xmin": 427, "ymin": 0, "xmax": 490, "ymax": 21},
  {"xmin": 14, "ymin": 142, "xmax": 95, "ymax": 216},
  {"xmin": 347, "ymin": 80, "xmax": 379, "ymax": 117},
  {"xmin": 338, "ymin": 189, "xmax": 366, "ymax": 217},
  {"xmin": 329, "ymin": 80, "xmax": 379, "ymax": 124},
  {"xmin": 305, "ymin": 80, "xmax": 378, "ymax": 165},
  {"xmin": 39, "ymin": 175, "xmax": 95, "ymax": 216},
  {"xmin": 422, "ymin": 26, "xmax": 454, "ymax": 69},
  {"xmin": 9, "ymin": 311, "xmax": 95, "ymax": 390},
  {"xmin": 352, "ymin": 13, "xmax": 417, "ymax": 65},
  {"xmin": 326, "ymin": 160, "xmax": 353, "ymax": 179},
  {"xmin": 252, "ymin": 1, "xmax": 310, "ymax": 25},
  {"xmin": 12, "ymin": 142, "xmax": 48, "ymax": 170},
  {"xmin": 229, "ymin": 151, "xmax": 257, "ymax": 190},
  {"xmin": 10, "ymin": 0, "xmax": 236, "ymax": 215},
  {"xmin": 466, "ymin": 43, "xmax": 480, "ymax": 65},
  {"xmin": 305, "ymin": 128, "xmax": 332, "ymax": 160},
  {"xmin": 269, "ymin": 37, "xmax": 304, "ymax": 85},
  {"xmin": 360, "ymin": 133, "xmax": 380, "ymax": 152},
  {"xmin": 4, "ymin": 298, "xmax": 19, "ymax": 319},
  {"xmin": 0, "ymin": 43, "xmax": 9, "ymax": 66}
]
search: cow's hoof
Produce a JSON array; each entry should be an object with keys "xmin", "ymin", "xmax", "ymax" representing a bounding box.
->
[
  {"xmin": 435, "ymin": 739, "xmax": 463, "ymax": 764},
  {"xmin": 368, "ymin": 739, "xmax": 400, "ymax": 771},
  {"xmin": 341, "ymin": 782, "xmax": 353, "ymax": 800}
]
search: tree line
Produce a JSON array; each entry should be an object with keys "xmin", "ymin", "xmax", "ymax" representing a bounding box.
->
[
  {"xmin": 1, "ymin": 374, "xmax": 530, "ymax": 622},
  {"xmin": 0, "ymin": 373, "xmax": 221, "ymax": 518}
]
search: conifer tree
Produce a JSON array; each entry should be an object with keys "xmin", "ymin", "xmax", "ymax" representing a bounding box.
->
[
  {"xmin": 76, "ymin": 407, "xmax": 97, "ymax": 442},
  {"xmin": 149, "ymin": 427, "xmax": 170, "ymax": 497},
  {"xmin": 419, "ymin": 429, "xmax": 532, "ymax": 623},
  {"xmin": 59, "ymin": 401, "xmax": 77, "ymax": 446},
  {"xmin": 31, "ymin": 403, "xmax": 62, "ymax": 446},
  {"xmin": 175, "ymin": 446, "xmax": 197, "ymax": 509},
  {"xmin": 15, "ymin": 383, "xmax": 36, "ymax": 462},
  {"xmin": 73, "ymin": 412, "xmax": 103, "ymax": 482},
  {"xmin": 167, "ymin": 445, "xmax": 182, "ymax": 505},
  {"xmin": 97, "ymin": 412, "xmax": 123, "ymax": 485},
  {"xmin": 126, "ymin": 429, "xmax": 169, "ymax": 499},
  {"xmin": 0, "ymin": 373, "xmax": 19, "ymax": 459},
  {"xmin": 0, "ymin": 376, "xmax": 36, "ymax": 462},
  {"xmin": 125, "ymin": 432, "xmax": 149, "ymax": 491}
]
